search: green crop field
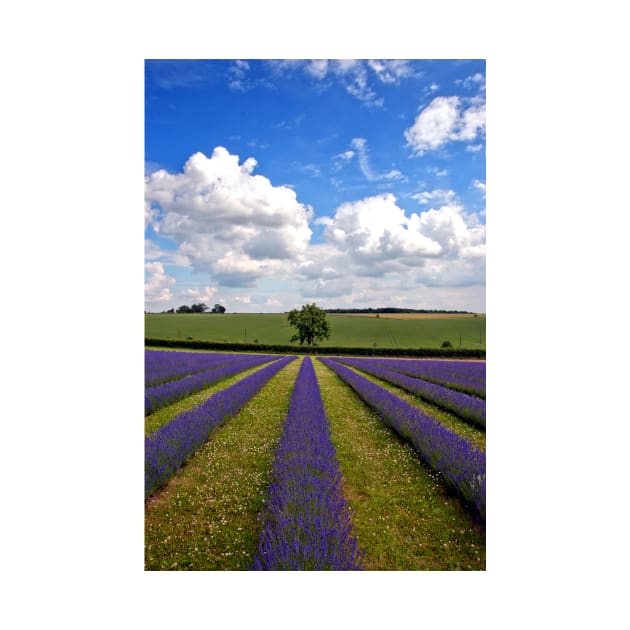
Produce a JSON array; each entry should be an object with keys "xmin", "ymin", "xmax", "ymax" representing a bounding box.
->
[{"xmin": 145, "ymin": 312, "xmax": 486, "ymax": 350}]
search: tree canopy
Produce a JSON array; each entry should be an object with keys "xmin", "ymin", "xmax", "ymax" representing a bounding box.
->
[
  {"xmin": 287, "ymin": 303, "xmax": 331, "ymax": 346},
  {"xmin": 176, "ymin": 303, "xmax": 209, "ymax": 313},
  {"xmin": 171, "ymin": 303, "xmax": 226, "ymax": 313}
]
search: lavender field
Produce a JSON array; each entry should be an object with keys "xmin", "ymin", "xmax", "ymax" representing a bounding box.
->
[{"xmin": 145, "ymin": 349, "xmax": 486, "ymax": 570}]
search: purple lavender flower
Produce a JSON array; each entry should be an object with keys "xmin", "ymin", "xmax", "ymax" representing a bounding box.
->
[
  {"xmin": 319, "ymin": 357, "xmax": 485, "ymax": 520},
  {"xmin": 145, "ymin": 350, "xmax": 245, "ymax": 387},
  {"xmin": 370, "ymin": 357, "xmax": 486, "ymax": 398},
  {"xmin": 336, "ymin": 357, "xmax": 485, "ymax": 429},
  {"xmin": 251, "ymin": 357, "xmax": 363, "ymax": 570},
  {"xmin": 145, "ymin": 354, "xmax": 278, "ymax": 415},
  {"xmin": 145, "ymin": 355, "xmax": 296, "ymax": 499}
]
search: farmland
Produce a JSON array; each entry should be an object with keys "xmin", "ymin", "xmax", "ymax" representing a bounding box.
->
[
  {"xmin": 145, "ymin": 349, "xmax": 486, "ymax": 570},
  {"xmin": 145, "ymin": 312, "xmax": 486, "ymax": 349}
]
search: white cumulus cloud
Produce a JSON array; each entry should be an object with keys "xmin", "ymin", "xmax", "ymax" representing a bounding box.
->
[
  {"xmin": 145, "ymin": 147, "xmax": 313, "ymax": 288},
  {"xmin": 313, "ymin": 193, "xmax": 485, "ymax": 287},
  {"xmin": 144, "ymin": 262, "xmax": 176, "ymax": 303},
  {"xmin": 181, "ymin": 286, "xmax": 218, "ymax": 304},
  {"xmin": 323, "ymin": 193, "xmax": 443, "ymax": 264},
  {"xmin": 404, "ymin": 96, "xmax": 486, "ymax": 155},
  {"xmin": 411, "ymin": 202, "xmax": 485, "ymax": 258}
]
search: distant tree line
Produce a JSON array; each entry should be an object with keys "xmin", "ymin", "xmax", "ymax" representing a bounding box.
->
[
  {"xmin": 155, "ymin": 303, "xmax": 226, "ymax": 314},
  {"xmin": 324, "ymin": 307, "xmax": 473, "ymax": 314}
]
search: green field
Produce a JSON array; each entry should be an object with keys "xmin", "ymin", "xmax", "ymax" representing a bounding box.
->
[{"xmin": 145, "ymin": 312, "xmax": 486, "ymax": 350}]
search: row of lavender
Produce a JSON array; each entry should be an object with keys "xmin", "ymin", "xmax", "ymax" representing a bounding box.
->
[
  {"xmin": 374, "ymin": 357, "xmax": 486, "ymax": 399},
  {"xmin": 335, "ymin": 357, "xmax": 486, "ymax": 430},
  {"xmin": 145, "ymin": 349, "xmax": 247, "ymax": 387},
  {"xmin": 318, "ymin": 357, "xmax": 486, "ymax": 520},
  {"xmin": 145, "ymin": 353, "xmax": 278, "ymax": 415},
  {"xmin": 145, "ymin": 356, "xmax": 297, "ymax": 499},
  {"xmin": 251, "ymin": 357, "xmax": 363, "ymax": 570}
]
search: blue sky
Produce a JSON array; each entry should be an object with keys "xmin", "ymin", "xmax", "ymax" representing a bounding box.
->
[{"xmin": 145, "ymin": 59, "xmax": 486, "ymax": 313}]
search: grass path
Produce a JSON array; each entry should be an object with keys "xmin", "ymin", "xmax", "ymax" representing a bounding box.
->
[
  {"xmin": 314, "ymin": 359, "xmax": 485, "ymax": 570},
  {"xmin": 145, "ymin": 357, "xmax": 301, "ymax": 570}
]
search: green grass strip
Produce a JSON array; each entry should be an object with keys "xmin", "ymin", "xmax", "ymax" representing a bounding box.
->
[
  {"xmin": 313, "ymin": 359, "xmax": 485, "ymax": 570},
  {"xmin": 145, "ymin": 357, "xmax": 302, "ymax": 570}
]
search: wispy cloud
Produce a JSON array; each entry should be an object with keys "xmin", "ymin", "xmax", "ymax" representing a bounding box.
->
[
  {"xmin": 367, "ymin": 59, "xmax": 416, "ymax": 84},
  {"xmin": 343, "ymin": 138, "xmax": 405, "ymax": 182},
  {"xmin": 291, "ymin": 162, "xmax": 321, "ymax": 177},
  {"xmin": 227, "ymin": 59, "xmax": 274, "ymax": 92},
  {"xmin": 261, "ymin": 59, "xmax": 416, "ymax": 107},
  {"xmin": 272, "ymin": 114, "xmax": 306, "ymax": 130},
  {"xmin": 427, "ymin": 166, "xmax": 448, "ymax": 177},
  {"xmin": 472, "ymin": 179, "xmax": 486, "ymax": 198},
  {"xmin": 332, "ymin": 150, "xmax": 355, "ymax": 172},
  {"xmin": 247, "ymin": 138, "xmax": 268, "ymax": 149},
  {"xmin": 146, "ymin": 60, "xmax": 214, "ymax": 89},
  {"xmin": 456, "ymin": 72, "xmax": 486, "ymax": 91},
  {"xmin": 228, "ymin": 59, "xmax": 252, "ymax": 91},
  {"xmin": 412, "ymin": 189, "xmax": 457, "ymax": 205}
]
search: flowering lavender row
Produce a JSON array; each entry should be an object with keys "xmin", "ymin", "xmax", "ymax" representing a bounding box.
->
[
  {"xmin": 349, "ymin": 357, "xmax": 486, "ymax": 398},
  {"xmin": 145, "ymin": 355, "xmax": 297, "ymax": 499},
  {"xmin": 379, "ymin": 358, "xmax": 486, "ymax": 398},
  {"xmin": 336, "ymin": 357, "xmax": 486, "ymax": 430},
  {"xmin": 145, "ymin": 354, "xmax": 277, "ymax": 415},
  {"xmin": 145, "ymin": 350, "xmax": 245, "ymax": 387},
  {"xmin": 319, "ymin": 357, "xmax": 485, "ymax": 520},
  {"xmin": 251, "ymin": 357, "xmax": 363, "ymax": 570}
]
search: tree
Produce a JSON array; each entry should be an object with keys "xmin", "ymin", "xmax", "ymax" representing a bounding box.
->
[
  {"xmin": 287, "ymin": 303, "xmax": 331, "ymax": 346},
  {"xmin": 211, "ymin": 303, "xmax": 226, "ymax": 313},
  {"xmin": 190, "ymin": 303, "xmax": 209, "ymax": 313}
]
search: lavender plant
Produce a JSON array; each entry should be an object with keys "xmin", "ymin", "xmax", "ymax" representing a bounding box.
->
[
  {"xmin": 145, "ymin": 350, "xmax": 244, "ymax": 387},
  {"xmin": 376, "ymin": 358, "xmax": 486, "ymax": 398},
  {"xmin": 319, "ymin": 358, "xmax": 485, "ymax": 520},
  {"xmin": 145, "ymin": 355, "xmax": 296, "ymax": 499},
  {"xmin": 251, "ymin": 357, "xmax": 364, "ymax": 570},
  {"xmin": 336, "ymin": 357, "xmax": 486, "ymax": 430},
  {"xmin": 145, "ymin": 354, "xmax": 277, "ymax": 415}
]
